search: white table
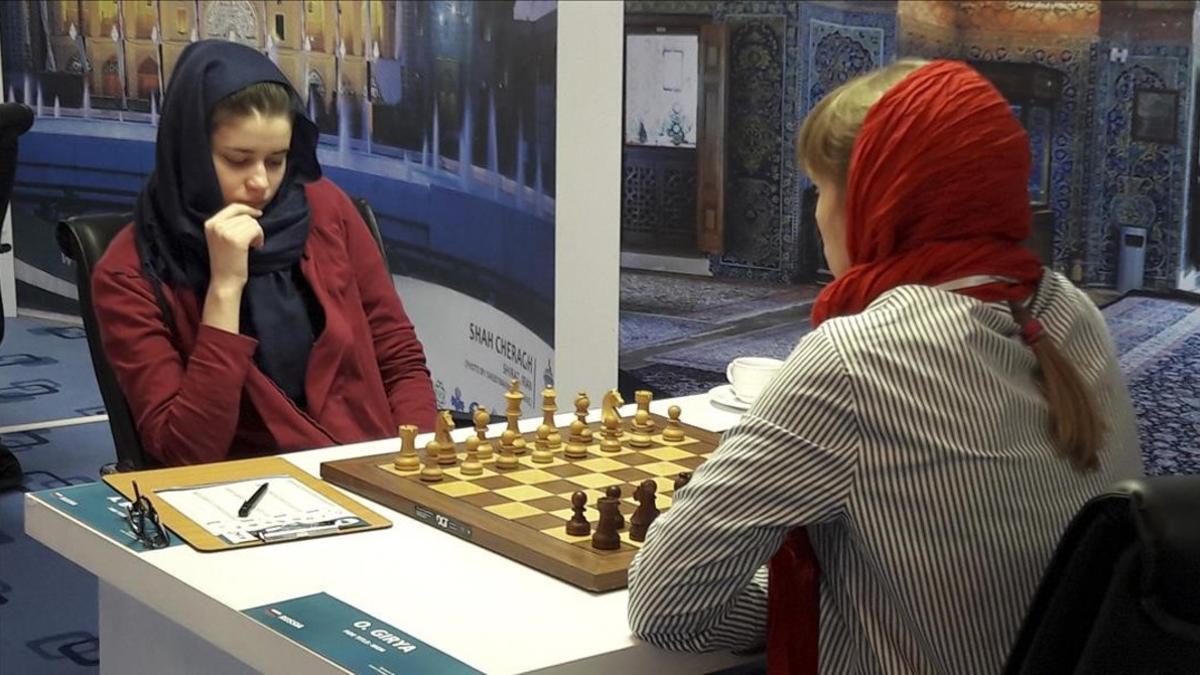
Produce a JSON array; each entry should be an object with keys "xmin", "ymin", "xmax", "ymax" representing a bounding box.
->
[{"xmin": 26, "ymin": 394, "xmax": 752, "ymax": 674}]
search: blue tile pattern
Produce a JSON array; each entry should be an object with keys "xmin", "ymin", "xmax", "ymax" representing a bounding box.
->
[{"xmin": 1087, "ymin": 45, "xmax": 1191, "ymax": 288}]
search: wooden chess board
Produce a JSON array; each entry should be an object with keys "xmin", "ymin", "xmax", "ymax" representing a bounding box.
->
[{"xmin": 320, "ymin": 413, "xmax": 719, "ymax": 591}]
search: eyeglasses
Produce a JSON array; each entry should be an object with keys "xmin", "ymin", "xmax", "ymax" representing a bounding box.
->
[{"xmin": 125, "ymin": 481, "xmax": 169, "ymax": 550}]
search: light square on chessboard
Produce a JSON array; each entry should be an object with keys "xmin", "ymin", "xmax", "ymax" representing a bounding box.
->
[
  {"xmin": 565, "ymin": 472, "xmax": 626, "ymax": 489},
  {"xmin": 650, "ymin": 476, "xmax": 676, "ymax": 494},
  {"xmin": 484, "ymin": 502, "xmax": 545, "ymax": 520},
  {"xmin": 575, "ymin": 457, "xmax": 628, "ymax": 473},
  {"xmin": 493, "ymin": 485, "xmax": 556, "ymax": 502},
  {"xmin": 541, "ymin": 526, "xmax": 592, "ymax": 545},
  {"xmin": 635, "ymin": 461, "xmax": 690, "ymax": 477},
  {"xmin": 429, "ymin": 481, "xmax": 489, "ymax": 498},
  {"xmin": 642, "ymin": 446, "xmax": 697, "ymax": 462},
  {"xmin": 504, "ymin": 468, "xmax": 562, "ymax": 485}
]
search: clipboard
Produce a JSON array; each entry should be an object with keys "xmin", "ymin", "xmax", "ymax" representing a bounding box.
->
[{"xmin": 103, "ymin": 456, "xmax": 391, "ymax": 551}]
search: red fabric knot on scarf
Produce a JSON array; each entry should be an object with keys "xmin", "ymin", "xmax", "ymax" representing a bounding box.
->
[{"xmin": 1020, "ymin": 317, "xmax": 1045, "ymax": 346}]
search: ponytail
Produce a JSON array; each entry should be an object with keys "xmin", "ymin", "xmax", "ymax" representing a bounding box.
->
[{"xmin": 1010, "ymin": 302, "xmax": 1105, "ymax": 472}]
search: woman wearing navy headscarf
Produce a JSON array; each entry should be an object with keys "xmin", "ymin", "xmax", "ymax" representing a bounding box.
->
[{"xmin": 93, "ymin": 40, "xmax": 436, "ymax": 465}]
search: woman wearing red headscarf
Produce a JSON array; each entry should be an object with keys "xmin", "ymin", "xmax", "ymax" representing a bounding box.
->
[{"xmin": 627, "ymin": 60, "xmax": 1141, "ymax": 673}]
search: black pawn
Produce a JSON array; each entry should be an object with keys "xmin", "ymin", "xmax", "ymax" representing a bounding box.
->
[
  {"xmin": 566, "ymin": 491, "xmax": 591, "ymax": 536},
  {"xmin": 630, "ymin": 480, "xmax": 660, "ymax": 542},
  {"xmin": 673, "ymin": 471, "xmax": 693, "ymax": 491},
  {"xmin": 605, "ymin": 485, "xmax": 625, "ymax": 529},
  {"xmin": 591, "ymin": 496, "xmax": 621, "ymax": 550}
]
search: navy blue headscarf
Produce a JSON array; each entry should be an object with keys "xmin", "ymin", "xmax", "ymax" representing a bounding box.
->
[{"xmin": 135, "ymin": 40, "xmax": 323, "ymax": 405}]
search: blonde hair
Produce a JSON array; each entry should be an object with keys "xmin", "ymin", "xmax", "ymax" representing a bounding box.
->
[
  {"xmin": 797, "ymin": 58, "xmax": 1106, "ymax": 473},
  {"xmin": 797, "ymin": 59, "xmax": 929, "ymax": 185}
]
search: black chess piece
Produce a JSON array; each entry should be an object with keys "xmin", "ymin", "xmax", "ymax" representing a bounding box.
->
[
  {"xmin": 673, "ymin": 471, "xmax": 693, "ymax": 491},
  {"xmin": 566, "ymin": 491, "xmax": 591, "ymax": 536},
  {"xmin": 591, "ymin": 496, "xmax": 621, "ymax": 550},
  {"xmin": 605, "ymin": 485, "xmax": 625, "ymax": 529},
  {"xmin": 629, "ymin": 480, "xmax": 660, "ymax": 542}
]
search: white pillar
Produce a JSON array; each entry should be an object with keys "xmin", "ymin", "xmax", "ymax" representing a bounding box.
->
[{"xmin": 554, "ymin": 1, "xmax": 622, "ymax": 399}]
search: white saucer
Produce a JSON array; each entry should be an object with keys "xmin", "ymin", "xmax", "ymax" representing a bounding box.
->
[{"xmin": 709, "ymin": 384, "xmax": 752, "ymax": 411}]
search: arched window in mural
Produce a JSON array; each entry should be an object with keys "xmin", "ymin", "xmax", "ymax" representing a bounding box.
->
[
  {"xmin": 101, "ymin": 55, "xmax": 121, "ymax": 98},
  {"xmin": 204, "ymin": 0, "xmax": 259, "ymax": 45},
  {"xmin": 137, "ymin": 57, "xmax": 159, "ymax": 100}
]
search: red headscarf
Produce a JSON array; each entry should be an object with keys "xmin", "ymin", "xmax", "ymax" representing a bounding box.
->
[
  {"xmin": 809, "ymin": 60, "xmax": 1044, "ymax": 327},
  {"xmin": 766, "ymin": 61, "xmax": 1045, "ymax": 675}
]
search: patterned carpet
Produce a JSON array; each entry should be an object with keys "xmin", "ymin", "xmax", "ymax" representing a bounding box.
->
[
  {"xmin": 0, "ymin": 293, "xmax": 1197, "ymax": 671},
  {"xmin": 1103, "ymin": 294, "xmax": 1200, "ymax": 475},
  {"xmin": 0, "ymin": 319, "xmax": 106, "ymax": 425}
]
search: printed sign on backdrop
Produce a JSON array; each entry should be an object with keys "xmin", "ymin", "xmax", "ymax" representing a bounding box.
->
[
  {"xmin": 395, "ymin": 276, "xmax": 553, "ymax": 418},
  {"xmin": 2, "ymin": 0, "xmax": 561, "ymax": 378}
]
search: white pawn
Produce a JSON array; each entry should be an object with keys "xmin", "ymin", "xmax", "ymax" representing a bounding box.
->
[
  {"xmin": 420, "ymin": 441, "xmax": 444, "ymax": 482},
  {"xmin": 564, "ymin": 420, "xmax": 588, "ymax": 460},
  {"xmin": 533, "ymin": 424, "xmax": 554, "ymax": 464},
  {"xmin": 461, "ymin": 436, "xmax": 483, "ymax": 476},
  {"xmin": 496, "ymin": 431, "xmax": 520, "ymax": 470},
  {"xmin": 663, "ymin": 405, "xmax": 685, "ymax": 443}
]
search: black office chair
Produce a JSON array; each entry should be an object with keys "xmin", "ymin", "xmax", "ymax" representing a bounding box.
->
[
  {"xmin": 0, "ymin": 102, "xmax": 35, "ymax": 490},
  {"xmin": 57, "ymin": 213, "xmax": 144, "ymax": 471},
  {"xmin": 1004, "ymin": 476, "xmax": 1200, "ymax": 674},
  {"xmin": 59, "ymin": 199, "xmax": 394, "ymax": 471}
]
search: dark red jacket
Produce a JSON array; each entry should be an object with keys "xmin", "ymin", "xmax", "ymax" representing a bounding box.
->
[{"xmin": 93, "ymin": 178, "xmax": 437, "ymax": 465}]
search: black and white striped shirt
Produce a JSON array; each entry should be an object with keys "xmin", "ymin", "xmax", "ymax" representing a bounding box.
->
[{"xmin": 627, "ymin": 270, "xmax": 1143, "ymax": 674}]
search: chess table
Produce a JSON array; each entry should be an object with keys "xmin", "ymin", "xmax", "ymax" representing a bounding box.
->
[
  {"xmin": 322, "ymin": 413, "xmax": 720, "ymax": 591},
  {"xmin": 24, "ymin": 394, "xmax": 754, "ymax": 674}
]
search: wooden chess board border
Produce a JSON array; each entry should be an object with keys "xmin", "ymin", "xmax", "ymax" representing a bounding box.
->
[{"xmin": 320, "ymin": 413, "xmax": 720, "ymax": 592}]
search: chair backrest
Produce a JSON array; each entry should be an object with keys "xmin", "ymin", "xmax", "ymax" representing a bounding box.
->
[
  {"xmin": 0, "ymin": 103, "xmax": 35, "ymax": 345},
  {"xmin": 58, "ymin": 198, "xmax": 386, "ymax": 470},
  {"xmin": 56, "ymin": 213, "xmax": 151, "ymax": 471},
  {"xmin": 1005, "ymin": 476, "xmax": 1200, "ymax": 674},
  {"xmin": 351, "ymin": 196, "xmax": 386, "ymax": 261}
]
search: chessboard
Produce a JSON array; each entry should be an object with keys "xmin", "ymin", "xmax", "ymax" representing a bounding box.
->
[{"xmin": 320, "ymin": 408, "xmax": 719, "ymax": 592}]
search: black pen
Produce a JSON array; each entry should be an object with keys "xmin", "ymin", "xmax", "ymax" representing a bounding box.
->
[{"xmin": 238, "ymin": 483, "xmax": 269, "ymax": 518}]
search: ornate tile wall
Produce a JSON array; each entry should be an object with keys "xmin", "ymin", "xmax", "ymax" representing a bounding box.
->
[
  {"xmin": 627, "ymin": 2, "xmax": 1194, "ymax": 289},
  {"xmin": 1086, "ymin": 46, "xmax": 1191, "ymax": 288},
  {"xmin": 624, "ymin": 1, "xmax": 895, "ymax": 283}
]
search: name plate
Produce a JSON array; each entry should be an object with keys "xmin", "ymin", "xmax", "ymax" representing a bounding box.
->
[{"xmin": 245, "ymin": 592, "xmax": 482, "ymax": 674}]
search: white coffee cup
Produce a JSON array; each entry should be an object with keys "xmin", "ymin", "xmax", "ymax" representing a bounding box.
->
[{"xmin": 725, "ymin": 357, "xmax": 784, "ymax": 404}]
